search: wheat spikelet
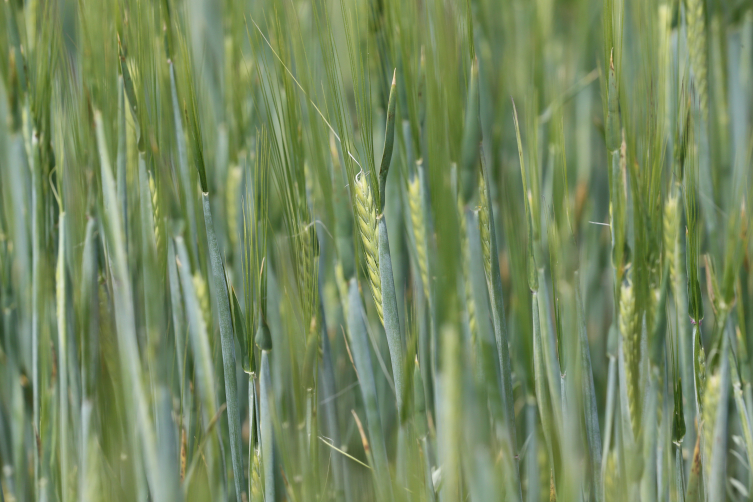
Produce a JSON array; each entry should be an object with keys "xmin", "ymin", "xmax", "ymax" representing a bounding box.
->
[
  {"xmin": 299, "ymin": 220, "xmax": 318, "ymax": 324},
  {"xmin": 701, "ymin": 370, "xmax": 720, "ymax": 480},
  {"xmin": 226, "ymin": 165, "xmax": 241, "ymax": 250},
  {"xmin": 663, "ymin": 195, "xmax": 679, "ymax": 287},
  {"xmin": 250, "ymin": 450, "xmax": 261, "ymax": 500},
  {"xmin": 477, "ymin": 171, "xmax": 492, "ymax": 284},
  {"xmin": 148, "ymin": 172, "xmax": 161, "ymax": 254},
  {"xmin": 686, "ymin": 0, "xmax": 708, "ymax": 121},
  {"xmin": 457, "ymin": 195, "xmax": 476, "ymax": 342},
  {"xmin": 620, "ymin": 279, "xmax": 640, "ymax": 436},
  {"xmin": 193, "ymin": 273, "xmax": 211, "ymax": 331},
  {"xmin": 355, "ymin": 171, "xmax": 382, "ymax": 323},
  {"xmin": 694, "ymin": 329, "xmax": 707, "ymax": 412},
  {"xmin": 647, "ymin": 288, "xmax": 660, "ymax": 339},
  {"xmin": 180, "ymin": 428, "xmax": 187, "ymax": 481},
  {"xmin": 408, "ymin": 173, "xmax": 429, "ymax": 297}
]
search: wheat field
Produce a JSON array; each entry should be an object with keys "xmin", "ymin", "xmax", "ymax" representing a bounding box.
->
[{"xmin": 0, "ymin": 0, "xmax": 751, "ymax": 501}]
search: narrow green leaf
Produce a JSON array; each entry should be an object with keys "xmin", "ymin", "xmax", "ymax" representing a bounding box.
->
[{"xmin": 201, "ymin": 193, "xmax": 244, "ymax": 500}]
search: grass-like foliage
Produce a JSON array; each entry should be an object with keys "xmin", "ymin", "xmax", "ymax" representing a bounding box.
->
[{"xmin": 0, "ymin": 0, "xmax": 752, "ymax": 501}]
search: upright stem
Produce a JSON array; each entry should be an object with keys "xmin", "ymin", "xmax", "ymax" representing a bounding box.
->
[
  {"xmin": 259, "ymin": 351, "xmax": 275, "ymax": 502},
  {"xmin": 248, "ymin": 373, "xmax": 256, "ymax": 501},
  {"xmin": 57, "ymin": 212, "xmax": 68, "ymax": 502}
]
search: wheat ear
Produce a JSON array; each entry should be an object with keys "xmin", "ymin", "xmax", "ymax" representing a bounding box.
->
[{"xmin": 355, "ymin": 171, "xmax": 382, "ymax": 323}]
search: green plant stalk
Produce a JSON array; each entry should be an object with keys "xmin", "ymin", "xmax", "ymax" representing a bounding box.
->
[
  {"xmin": 438, "ymin": 325, "xmax": 461, "ymax": 502},
  {"xmin": 639, "ymin": 373, "xmax": 657, "ymax": 502},
  {"xmin": 167, "ymin": 239, "xmax": 187, "ymax": 412},
  {"xmin": 9, "ymin": 373, "xmax": 26, "ymax": 502},
  {"xmin": 301, "ymin": 328, "xmax": 320, "ymax": 499},
  {"xmin": 577, "ymin": 275, "xmax": 602, "ymax": 502},
  {"xmin": 480, "ymin": 154, "xmax": 520, "ymax": 485},
  {"xmin": 248, "ymin": 372, "xmax": 257, "ymax": 501},
  {"xmin": 79, "ymin": 399, "xmax": 94, "ymax": 502},
  {"xmin": 533, "ymin": 286, "xmax": 558, "ymax": 492},
  {"xmin": 183, "ymin": 405, "xmax": 229, "ymax": 490},
  {"xmin": 78, "ymin": 212, "xmax": 99, "ymax": 501},
  {"xmin": 116, "ymin": 76, "xmax": 128, "ymax": 244},
  {"xmin": 605, "ymin": 52, "xmax": 621, "ymax": 153},
  {"xmin": 29, "ymin": 127, "xmax": 42, "ymax": 501},
  {"xmin": 345, "ymin": 279, "xmax": 392, "ymax": 500},
  {"xmin": 318, "ymin": 293, "xmax": 350, "ymax": 502},
  {"xmin": 461, "ymin": 379, "xmax": 507, "ymax": 502},
  {"xmin": 170, "ymin": 61, "xmax": 200, "ymax": 263},
  {"xmin": 601, "ymin": 344, "xmax": 618, "ymax": 502},
  {"xmin": 685, "ymin": 434, "xmax": 702, "ymax": 501},
  {"xmin": 526, "ymin": 400, "xmax": 540, "ymax": 502},
  {"xmin": 459, "ymin": 58, "xmax": 480, "ymax": 203},
  {"xmin": 94, "ymin": 111, "xmax": 164, "ymax": 501},
  {"xmin": 138, "ymin": 153, "xmax": 159, "ymax": 406},
  {"xmin": 177, "ymin": 235, "xmax": 228, "ymax": 497},
  {"xmin": 231, "ymin": 284, "xmax": 257, "ymax": 502},
  {"xmin": 469, "ymin": 209, "xmax": 522, "ymax": 502},
  {"xmin": 413, "ymin": 360, "xmax": 436, "ymax": 502},
  {"xmin": 259, "ymin": 349, "xmax": 275, "ymax": 502},
  {"xmin": 175, "ymin": 236, "xmax": 218, "ymax": 413},
  {"xmin": 674, "ymin": 446, "xmax": 686, "ymax": 502},
  {"xmin": 202, "ymin": 192, "xmax": 244, "ymax": 500},
  {"xmin": 605, "ymin": 49, "xmax": 626, "ymax": 322},
  {"xmin": 421, "ymin": 429, "xmax": 436, "ymax": 502},
  {"xmin": 730, "ymin": 345, "xmax": 753, "ymax": 486},
  {"xmin": 706, "ymin": 334, "xmax": 730, "ymax": 502},
  {"xmin": 304, "ymin": 386, "xmax": 318, "ymax": 498},
  {"xmin": 3, "ymin": 107, "xmax": 29, "ymax": 499},
  {"xmin": 673, "ymin": 233, "xmax": 696, "ymax": 463},
  {"xmin": 617, "ymin": 337, "xmax": 640, "ymax": 500},
  {"xmin": 412, "ymin": 244, "xmax": 435, "ymax": 433},
  {"xmin": 80, "ymin": 215, "xmax": 98, "ymax": 391},
  {"xmin": 157, "ymin": 386, "xmax": 183, "ymax": 502},
  {"xmin": 56, "ymin": 211, "xmax": 69, "ymax": 502},
  {"xmin": 537, "ymin": 269, "xmax": 564, "ymax": 431},
  {"xmin": 467, "ymin": 209, "xmax": 506, "ymax": 433}
]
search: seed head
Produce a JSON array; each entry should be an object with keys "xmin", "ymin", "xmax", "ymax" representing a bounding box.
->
[
  {"xmin": 355, "ymin": 171, "xmax": 382, "ymax": 324},
  {"xmin": 620, "ymin": 279, "xmax": 640, "ymax": 437},
  {"xmin": 408, "ymin": 172, "xmax": 429, "ymax": 298}
]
